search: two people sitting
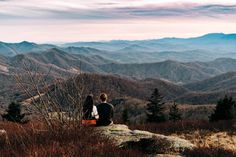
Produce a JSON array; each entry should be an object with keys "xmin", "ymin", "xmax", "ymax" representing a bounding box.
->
[{"xmin": 82, "ymin": 93, "xmax": 114, "ymax": 126}]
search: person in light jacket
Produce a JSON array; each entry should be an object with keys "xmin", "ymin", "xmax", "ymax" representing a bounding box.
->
[{"xmin": 82, "ymin": 94, "xmax": 99, "ymax": 125}]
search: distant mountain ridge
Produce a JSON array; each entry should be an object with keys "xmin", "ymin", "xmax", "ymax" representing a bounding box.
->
[
  {"xmin": 0, "ymin": 33, "xmax": 236, "ymax": 105},
  {"xmin": 2, "ymin": 50, "xmax": 236, "ymax": 105},
  {"xmin": 7, "ymin": 48, "xmax": 114, "ymax": 77},
  {"xmin": 2, "ymin": 48, "xmax": 236, "ymax": 84},
  {"xmin": 2, "ymin": 45, "xmax": 236, "ymax": 84},
  {"xmin": 1, "ymin": 33, "xmax": 236, "ymax": 63},
  {"xmin": 0, "ymin": 41, "xmax": 57, "ymax": 56},
  {"xmin": 176, "ymin": 90, "xmax": 236, "ymax": 104},
  {"xmin": 185, "ymin": 72, "xmax": 236, "ymax": 92},
  {"xmin": 63, "ymin": 33, "xmax": 236, "ymax": 63},
  {"xmin": 64, "ymin": 33, "xmax": 236, "ymax": 60},
  {"xmin": 99, "ymin": 58, "xmax": 236, "ymax": 83}
]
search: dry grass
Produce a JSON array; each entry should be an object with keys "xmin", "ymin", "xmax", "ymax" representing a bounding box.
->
[
  {"xmin": 184, "ymin": 147, "xmax": 236, "ymax": 157},
  {"xmin": 177, "ymin": 131, "xmax": 236, "ymax": 152},
  {"xmin": 130, "ymin": 120, "xmax": 236, "ymax": 135},
  {"xmin": 0, "ymin": 121, "xmax": 146, "ymax": 157},
  {"xmin": 131, "ymin": 120, "xmax": 236, "ymax": 156}
]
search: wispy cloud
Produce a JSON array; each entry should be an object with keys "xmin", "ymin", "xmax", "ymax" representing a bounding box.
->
[
  {"xmin": 0, "ymin": 1, "xmax": 236, "ymax": 20},
  {"xmin": 123, "ymin": 4, "xmax": 236, "ymax": 19},
  {"xmin": 0, "ymin": 0, "xmax": 236, "ymax": 42}
]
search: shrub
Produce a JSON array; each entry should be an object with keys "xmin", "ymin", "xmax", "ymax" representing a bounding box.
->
[
  {"xmin": 210, "ymin": 95, "xmax": 236, "ymax": 122},
  {"xmin": 1, "ymin": 102, "xmax": 26, "ymax": 123}
]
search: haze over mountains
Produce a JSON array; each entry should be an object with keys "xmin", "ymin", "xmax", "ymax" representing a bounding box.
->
[
  {"xmin": 0, "ymin": 41, "xmax": 56, "ymax": 57},
  {"xmin": 0, "ymin": 33, "xmax": 236, "ymax": 63},
  {"xmin": 1, "ymin": 48, "xmax": 236, "ymax": 84},
  {"xmin": 0, "ymin": 33, "xmax": 236, "ymax": 105},
  {"xmin": 63, "ymin": 33, "xmax": 236, "ymax": 63}
]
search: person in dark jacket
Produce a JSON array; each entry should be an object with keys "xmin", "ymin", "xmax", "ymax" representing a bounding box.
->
[{"xmin": 96, "ymin": 93, "xmax": 114, "ymax": 126}]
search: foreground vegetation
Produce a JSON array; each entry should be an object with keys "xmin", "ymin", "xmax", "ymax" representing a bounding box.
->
[
  {"xmin": 184, "ymin": 147, "xmax": 236, "ymax": 157},
  {"xmin": 0, "ymin": 121, "xmax": 145, "ymax": 157},
  {"xmin": 0, "ymin": 71, "xmax": 235, "ymax": 156},
  {"xmin": 131, "ymin": 120, "xmax": 236, "ymax": 157},
  {"xmin": 131, "ymin": 120, "xmax": 236, "ymax": 135},
  {"xmin": 0, "ymin": 120, "xmax": 235, "ymax": 157}
]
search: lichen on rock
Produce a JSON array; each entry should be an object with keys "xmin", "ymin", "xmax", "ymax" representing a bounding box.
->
[{"xmin": 96, "ymin": 124, "xmax": 196, "ymax": 155}]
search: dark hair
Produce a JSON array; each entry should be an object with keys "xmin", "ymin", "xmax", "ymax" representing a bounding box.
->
[
  {"xmin": 83, "ymin": 94, "xmax": 94, "ymax": 119},
  {"xmin": 100, "ymin": 93, "xmax": 107, "ymax": 102}
]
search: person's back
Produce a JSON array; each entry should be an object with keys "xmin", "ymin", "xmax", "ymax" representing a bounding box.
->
[
  {"xmin": 82, "ymin": 94, "xmax": 99, "ymax": 126},
  {"xmin": 96, "ymin": 93, "xmax": 114, "ymax": 126}
]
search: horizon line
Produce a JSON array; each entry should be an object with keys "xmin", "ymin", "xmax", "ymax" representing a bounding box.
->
[{"xmin": 0, "ymin": 32, "xmax": 235, "ymax": 44}]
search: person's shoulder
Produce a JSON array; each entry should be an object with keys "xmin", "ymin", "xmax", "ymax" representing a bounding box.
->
[
  {"xmin": 97, "ymin": 102, "xmax": 114, "ymax": 108},
  {"xmin": 97, "ymin": 103, "xmax": 105, "ymax": 107},
  {"xmin": 107, "ymin": 103, "xmax": 114, "ymax": 108}
]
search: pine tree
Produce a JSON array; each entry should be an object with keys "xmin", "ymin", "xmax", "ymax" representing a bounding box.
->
[
  {"xmin": 146, "ymin": 88, "xmax": 166, "ymax": 123},
  {"xmin": 210, "ymin": 95, "xmax": 236, "ymax": 122},
  {"xmin": 169, "ymin": 101, "xmax": 182, "ymax": 122},
  {"xmin": 2, "ymin": 102, "xmax": 25, "ymax": 123}
]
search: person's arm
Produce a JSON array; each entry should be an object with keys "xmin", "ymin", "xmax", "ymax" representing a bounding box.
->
[
  {"xmin": 110, "ymin": 105, "xmax": 114, "ymax": 118},
  {"xmin": 92, "ymin": 106, "xmax": 99, "ymax": 119}
]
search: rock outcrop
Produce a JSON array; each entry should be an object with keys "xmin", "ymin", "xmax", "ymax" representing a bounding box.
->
[{"xmin": 96, "ymin": 124, "xmax": 195, "ymax": 156}]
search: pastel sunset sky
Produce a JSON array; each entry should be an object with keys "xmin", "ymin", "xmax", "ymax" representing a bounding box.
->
[{"xmin": 0, "ymin": 0, "xmax": 236, "ymax": 43}]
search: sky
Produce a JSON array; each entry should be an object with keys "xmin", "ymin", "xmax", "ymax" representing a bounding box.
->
[{"xmin": 0, "ymin": 0, "xmax": 236, "ymax": 43}]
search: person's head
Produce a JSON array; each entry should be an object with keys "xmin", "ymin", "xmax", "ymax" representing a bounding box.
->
[
  {"xmin": 83, "ymin": 94, "xmax": 94, "ymax": 117},
  {"xmin": 100, "ymin": 93, "xmax": 107, "ymax": 102},
  {"xmin": 84, "ymin": 94, "xmax": 93, "ymax": 106}
]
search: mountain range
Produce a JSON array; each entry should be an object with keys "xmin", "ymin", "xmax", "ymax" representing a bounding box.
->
[
  {"xmin": 1, "ymin": 33, "xmax": 236, "ymax": 63},
  {"xmin": 0, "ymin": 48, "xmax": 235, "ymax": 105},
  {"xmin": 63, "ymin": 33, "xmax": 236, "ymax": 63},
  {"xmin": 63, "ymin": 33, "xmax": 236, "ymax": 52},
  {"xmin": 0, "ymin": 33, "xmax": 236, "ymax": 106},
  {"xmin": 0, "ymin": 41, "xmax": 56, "ymax": 56},
  {"xmin": 185, "ymin": 72, "xmax": 236, "ymax": 92},
  {"xmin": 1, "ymin": 48, "xmax": 114, "ymax": 78},
  {"xmin": 2, "ymin": 48, "xmax": 236, "ymax": 84},
  {"xmin": 99, "ymin": 58, "xmax": 236, "ymax": 83}
]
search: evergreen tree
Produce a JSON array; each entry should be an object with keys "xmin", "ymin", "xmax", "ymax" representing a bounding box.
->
[
  {"xmin": 146, "ymin": 88, "xmax": 166, "ymax": 123},
  {"xmin": 169, "ymin": 101, "xmax": 182, "ymax": 122},
  {"xmin": 2, "ymin": 102, "xmax": 25, "ymax": 123},
  {"xmin": 210, "ymin": 95, "xmax": 236, "ymax": 122}
]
